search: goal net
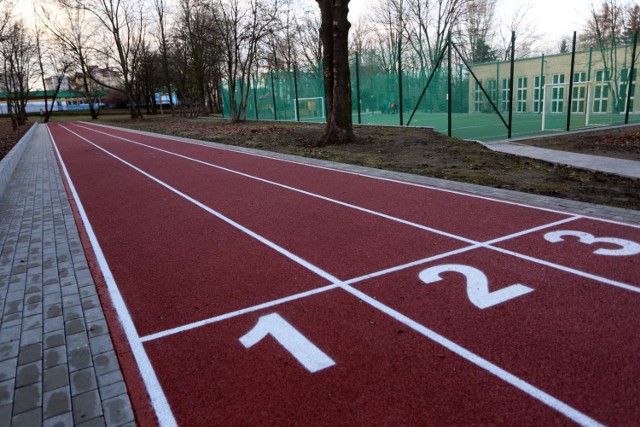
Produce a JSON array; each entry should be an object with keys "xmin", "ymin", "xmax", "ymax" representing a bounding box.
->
[
  {"xmin": 294, "ymin": 97, "xmax": 325, "ymax": 121},
  {"xmin": 541, "ymin": 81, "xmax": 614, "ymax": 131}
]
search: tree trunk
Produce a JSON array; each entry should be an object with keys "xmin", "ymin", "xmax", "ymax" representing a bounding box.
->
[{"xmin": 316, "ymin": 0, "xmax": 355, "ymax": 146}]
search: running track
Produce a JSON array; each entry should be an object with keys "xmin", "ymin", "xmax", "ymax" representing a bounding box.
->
[{"xmin": 48, "ymin": 122, "xmax": 640, "ymax": 426}]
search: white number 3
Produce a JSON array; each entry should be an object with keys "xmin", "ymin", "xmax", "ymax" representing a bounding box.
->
[
  {"xmin": 544, "ymin": 230, "xmax": 640, "ymax": 256},
  {"xmin": 418, "ymin": 264, "xmax": 534, "ymax": 309}
]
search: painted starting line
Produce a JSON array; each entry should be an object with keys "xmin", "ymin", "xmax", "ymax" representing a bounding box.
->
[{"xmin": 48, "ymin": 122, "xmax": 640, "ymax": 426}]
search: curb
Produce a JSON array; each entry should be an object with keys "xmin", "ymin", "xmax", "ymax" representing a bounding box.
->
[{"xmin": 0, "ymin": 122, "xmax": 37, "ymax": 197}]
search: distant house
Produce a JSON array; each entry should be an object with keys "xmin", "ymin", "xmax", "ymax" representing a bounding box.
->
[
  {"xmin": 468, "ymin": 44, "xmax": 638, "ymax": 121},
  {"xmin": 70, "ymin": 66, "xmax": 123, "ymax": 91},
  {"xmin": 0, "ymin": 90, "xmax": 107, "ymax": 114}
]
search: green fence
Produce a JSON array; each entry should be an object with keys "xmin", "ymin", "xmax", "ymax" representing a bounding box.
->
[{"xmin": 221, "ymin": 31, "xmax": 640, "ymax": 141}]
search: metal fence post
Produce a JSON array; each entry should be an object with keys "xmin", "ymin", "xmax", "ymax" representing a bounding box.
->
[
  {"xmin": 567, "ymin": 31, "xmax": 577, "ymax": 131},
  {"xmin": 625, "ymin": 31, "xmax": 639, "ymax": 124},
  {"xmin": 270, "ymin": 70, "xmax": 277, "ymax": 120},
  {"xmin": 293, "ymin": 64, "xmax": 300, "ymax": 121},
  {"xmin": 356, "ymin": 52, "xmax": 362, "ymax": 124},
  {"xmin": 448, "ymin": 31, "xmax": 452, "ymax": 137},
  {"xmin": 508, "ymin": 31, "xmax": 515, "ymax": 139}
]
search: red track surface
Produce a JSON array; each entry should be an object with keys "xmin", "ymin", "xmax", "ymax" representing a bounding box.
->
[{"xmin": 48, "ymin": 122, "xmax": 640, "ymax": 426}]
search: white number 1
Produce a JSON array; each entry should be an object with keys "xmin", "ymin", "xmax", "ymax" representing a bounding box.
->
[{"xmin": 239, "ymin": 313, "xmax": 335, "ymax": 373}]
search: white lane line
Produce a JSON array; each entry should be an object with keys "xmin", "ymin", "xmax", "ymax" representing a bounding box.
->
[
  {"xmin": 47, "ymin": 126, "xmax": 178, "ymax": 427},
  {"xmin": 141, "ymin": 244, "xmax": 483, "ymax": 343},
  {"xmin": 339, "ymin": 283, "xmax": 604, "ymax": 427},
  {"xmin": 59, "ymin": 124, "xmax": 341, "ymax": 284},
  {"xmin": 71, "ymin": 123, "xmax": 479, "ymax": 246},
  {"xmin": 63, "ymin": 123, "xmax": 640, "ymax": 293},
  {"xmin": 74, "ymin": 121, "xmax": 640, "ymax": 230},
  {"xmin": 140, "ymin": 284, "xmax": 340, "ymax": 343},
  {"xmin": 58, "ymin": 124, "xmax": 604, "ymax": 427}
]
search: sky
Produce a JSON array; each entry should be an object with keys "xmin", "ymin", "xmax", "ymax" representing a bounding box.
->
[
  {"xmin": 347, "ymin": 0, "xmax": 594, "ymax": 52},
  {"xmin": 16, "ymin": 0, "xmax": 595, "ymax": 52}
]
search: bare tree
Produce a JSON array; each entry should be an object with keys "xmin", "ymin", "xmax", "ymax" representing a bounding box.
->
[
  {"xmin": 212, "ymin": 0, "xmax": 277, "ymax": 122},
  {"xmin": 495, "ymin": 1, "xmax": 538, "ymax": 60},
  {"xmin": 71, "ymin": 0, "xmax": 146, "ymax": 119},
  {"xmin": 1, "ymin": 20, "xmax": 36, "ymax": 129},
  {"xmin": 40, "ymin": 0, "xmax": 103, "ymax": 119},
  {"xmin": 457, "ymin": 0, "xmax": 496, "ymax": 63},
  {"xmin": 153, "ymin": 0, "xmax": 176, "ymax": 114},
  {"xmin": 582, "ymin": 0, "xmax": 640, "ymax": 112},
  {"xmin": 35, "ymin": 25, "xmax": 73, "ymax": 123}
]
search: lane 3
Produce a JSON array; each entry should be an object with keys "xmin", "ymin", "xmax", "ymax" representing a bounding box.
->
[
  {"xmin": 71, "ymin": 122, "xmax": 573, "ymax": 241},
  {"xmin": 71, "ymin": 122, "xmax": 640, "ymax": 292}
]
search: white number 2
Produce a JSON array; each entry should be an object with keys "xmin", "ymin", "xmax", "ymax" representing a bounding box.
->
[
  {"xmin": 240, "ymin": 313, "xmax": 335, "ymax": 373},
  {"xmin": 418, "ymin": 264, "xmax": 534, "ymax": 309},
  {"xmin": 544, "ymin": 230, "xmax": 640, "ymax": 256}
]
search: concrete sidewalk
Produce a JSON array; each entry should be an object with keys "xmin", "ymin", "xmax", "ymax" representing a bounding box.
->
[
  {"xmin": 480, "ymin": 136, "xmax": 640, "ymax": 179},
  {"xmin": 0, "ymin": 123, "xmax": 639, "ymax": 427},
  {"xmin": 0, "ymin": 124, "xmax": 135, "ymax": 426}
]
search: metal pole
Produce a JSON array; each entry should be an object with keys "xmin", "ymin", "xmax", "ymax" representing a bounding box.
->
[
  {"xmin": 356, "ymin": 52, "xmax": 362, "ymax": 124},
  {"xmin": 539, "ymin": 54, "xmax": 544, "ymax": 114},
  {"xmin": 567, "ymin": 31, "xmax": 577, "ymax": 131},
  {"xmin": 448, "ymin": 31, "xmax": 452, "ymax": 137},
  {"xmin": 508, "ymin": 31, "xmax": 515, "ymax": 138},
  {"xmin": 293, "ymin": 64, "xmax": 300, "ymax": 121},
  {"xmin": 270, "ymin": 70, "xmax": 277, "ymax": 120},
  {"xmin": 398, "ymin": 23, "xmax": 404, "ymax": 125},
  {"xmin": 253, "ymin": 66, "xmax": 259, "ymax": 120},
  {"xmin": 625, "ymin": 31, "xmax": 638, "ymax": 124}
]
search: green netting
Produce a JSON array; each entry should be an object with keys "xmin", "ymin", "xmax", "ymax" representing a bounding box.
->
[{"xmin": 221, "ymin": 32, "xmax": 639, "ymax": 140}]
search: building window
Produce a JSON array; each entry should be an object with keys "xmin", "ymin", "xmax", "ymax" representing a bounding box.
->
[
  {"xmin": 487, "ymin": 79, "xmax": 497, "ymax": 104},
  {"xmin": 569, "ymin": 72, "xmax": 587, "ymax": 113},
  {"xmin": 619, "ymin": 68, "xmax": 636, "ymax": 112},
  {"xmin": 533, "ymin": 75, "xmax": 545, "ymax": 113},
  {"xmin": 501, "ymin": 78, "xmax": 511, "ymax": 112},
  {"xmin": 593, "ymin": 69, "xmax": 609, "ymax": 113},
  {"xmin": 516, "ymin": 77, "xmax": 527, "ymax": 113},
  {"xmin": 473, "ymin": 80, "xmax": 483, "ymax": 112},
  {"xmin": 551, "ymin": 74, "xmax": 565, "ymax": 113}
]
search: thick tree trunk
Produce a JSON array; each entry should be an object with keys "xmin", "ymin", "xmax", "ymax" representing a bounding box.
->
[{"xmin": 316, "ymin": 0, "xmax": 355, "ymax": 146}]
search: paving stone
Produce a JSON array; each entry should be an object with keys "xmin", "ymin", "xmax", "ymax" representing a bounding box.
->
[
  {"xmin": 0, "ymin": 379, "xmax": 15, "ymax": 405},
  {"xmin": 99, "ymin": 380, "xmax": 128, "ymax": 401},
  {"xmin": 65, "ymin": 318, "xmax": 86, "ymax": 335},
  {"xmin": 72, "ymin": 389, "xmax": 103, "ymax": 424},
  {"xmin": 44, "ymin": 385, "xmax": 72, "ymax": 420},
  {"xmin": 87, "ymin": 319, "xmax": 108, "ymax": 338},
  {"xmin": 43, "ymin": 365, "xmax": 69, "ymax": 392},
  {"xmin": 89, "ymin": 334, "xmax": 114, "ymax": 356},
  {"xmin": 12, "ymin": 406, "xmax": 42, "ymax": 426},
  {"xmin": 44, "ymin": 315, "xmax": 65, "ymax": 334},
  {"xmin": 0, "ymin": 357, "xmax": 18, "ymax": 381},
  {"xmin": 20, "ymin": 328, "xmax": 43, "ymax": 346},
  {"xmin": 68, "ymin": 345, "xmax": 93, "ymax": 372},
  {"xmin": 0, "ymin": 341, "xmax": 19, "ymax": 362},
  {"xmin": 93, "ymin": 351, "xmax": 119, "ymax": 377},
  {"xmin": 43, "ymin": 411, "xmax": 74, "ymax": 427},
  {"xmin": 18, "ymin": 342, "xmax": 42, "ymax": 366},
  {"xmin": 45, "ymin": 345, "xmax": 67, "ymax": 369},
  {"xmin": 44, "ymin": 331, "xmax": 66, "ymax": 350},
  {"xmin": 15, "ymin": 361, "xmax": 42, "ymax": 388},
  {"xmin": 103, "ymin": 394, "xmax": 135, "ymax": 426},
  {"xmin": 13, "ymin": 382, "xmax": 41, "ymax": 414}
]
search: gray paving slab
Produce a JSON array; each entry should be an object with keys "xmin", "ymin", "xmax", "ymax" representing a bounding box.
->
[
  {"xmin": 480, "ymin": 127, "xmax": 640, "ymax": 179},
  {"xmin": 0, "ymin": 124, "xmax": 135, "ymax": 426}
]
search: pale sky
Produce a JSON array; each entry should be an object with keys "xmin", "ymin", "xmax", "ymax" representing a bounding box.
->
[{"xmin": 16, "ymin": 0, "xmax": 595, "ymax": 51}]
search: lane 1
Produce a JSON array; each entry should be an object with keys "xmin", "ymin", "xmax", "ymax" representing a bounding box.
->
[
  {"xmin": 59, "ymin": 123, "xmax": 470, "ymax": 280},
  {"xmin": 143, "ymin": 289, "xmax": 580, "ymax": 425},
  {"xmin": 72, "ymin": 122, "xmax": 573, "ymax": 242},
  {"xmin": 50, "ymin": 124, "xmax": 332, "ymax": 337},
  {"xmin": 351, "ymin": 247, "xmax": 640, "ymax": 425}
]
